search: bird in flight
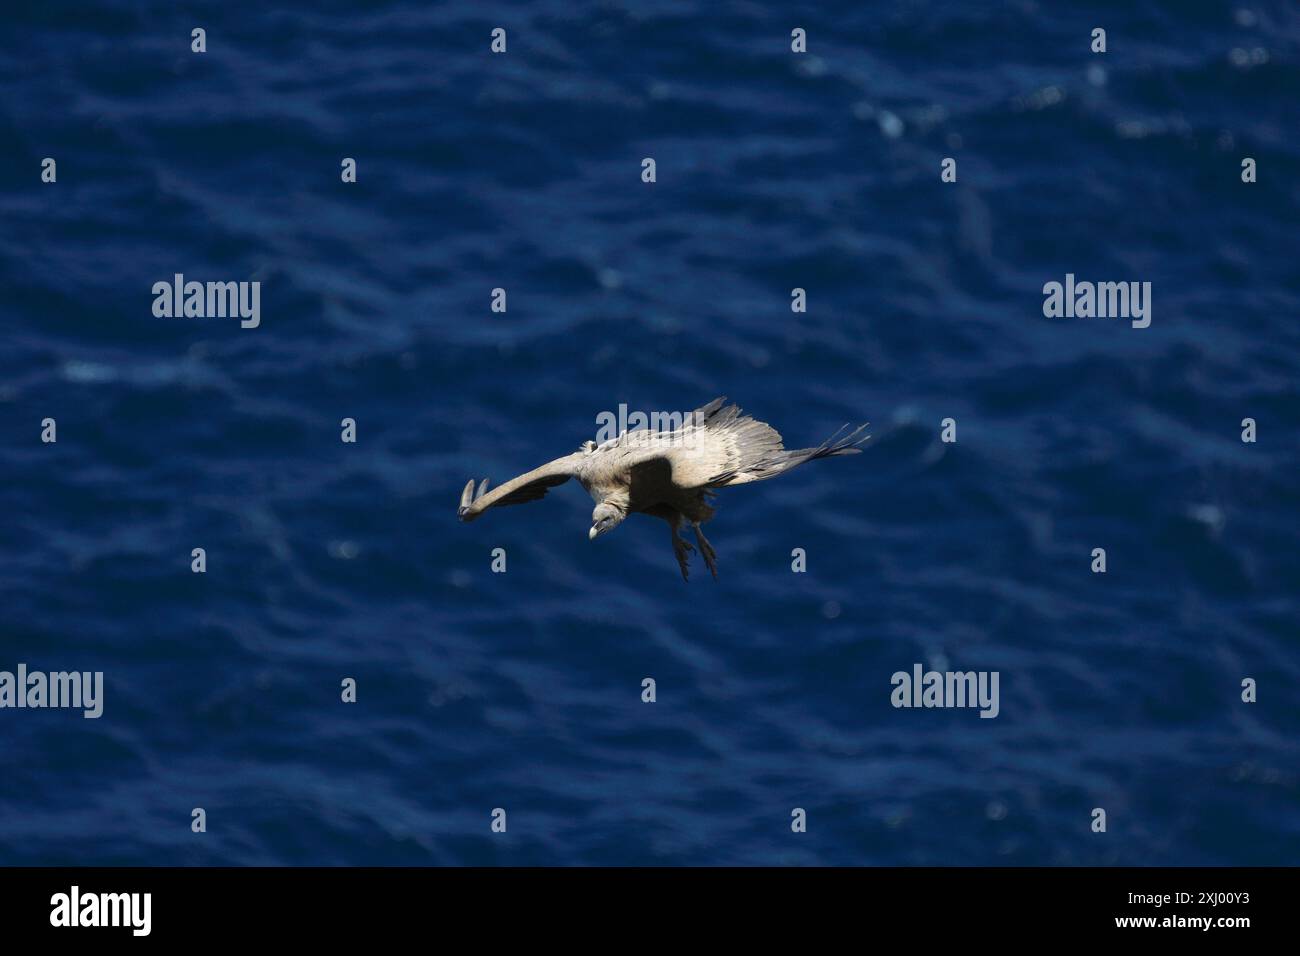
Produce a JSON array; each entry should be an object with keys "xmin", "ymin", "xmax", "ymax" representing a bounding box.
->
[{"xmin": 457, "ymin": 397, "xmax": 868, "ymax": 580}]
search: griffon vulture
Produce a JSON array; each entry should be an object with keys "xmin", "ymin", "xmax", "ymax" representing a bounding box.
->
[{"xmin": 458, "ymin": 398, "xmax": 868, "ymax": 580}]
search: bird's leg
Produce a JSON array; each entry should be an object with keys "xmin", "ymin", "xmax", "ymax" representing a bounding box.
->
[
  {"xmin": 670, "ymin": 521, "xmax": 694, "ymax": 582},
  {"xmin": 692, "ymin": 522, "xmax": 718, "ymax": 579}
]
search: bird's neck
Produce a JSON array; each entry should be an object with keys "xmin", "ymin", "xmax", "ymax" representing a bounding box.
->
[{"xmin": 601, "ymin": 490, "xmax": 630, "ymax": 515}]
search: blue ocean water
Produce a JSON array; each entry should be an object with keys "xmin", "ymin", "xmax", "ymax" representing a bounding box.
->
[{"xmin": 1, "ymin": 1, "xmax": 1298, "ymax": 866}]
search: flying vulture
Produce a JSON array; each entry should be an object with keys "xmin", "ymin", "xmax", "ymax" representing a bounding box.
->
[{"xmin": 458, "ymin": 397, "xmax": 868, "ymax": 580}]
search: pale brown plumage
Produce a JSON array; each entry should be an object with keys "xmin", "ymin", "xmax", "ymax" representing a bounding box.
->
[{"xmin": 457, "ymin": 397, "xmax": 868, "ymax": 580}]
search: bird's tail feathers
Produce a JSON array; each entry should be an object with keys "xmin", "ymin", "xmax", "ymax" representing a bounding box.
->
[{"xmin": 787, "ymin": 422, "xmax": 871, "ymax": 461}]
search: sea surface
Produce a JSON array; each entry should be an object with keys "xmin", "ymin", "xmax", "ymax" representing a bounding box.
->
[{"xmin": 1, "ymin": 1, "xmax": 1298, "ymax": 865}]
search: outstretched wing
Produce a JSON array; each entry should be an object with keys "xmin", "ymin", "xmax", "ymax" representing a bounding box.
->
[
  {"xmin": 608, "ymin": 397, "xmax": 867, "ymax": 489},
  {"xmin": 457, "ymin": 453, "xmax": 582, "ymax": 522},
  {"xmin": 605, "ymin": 397, "xmax": 784, "ymax": 489},
  {"xmin": 705, "ymin": 422, "xmax": 868, "ymax": 486}
]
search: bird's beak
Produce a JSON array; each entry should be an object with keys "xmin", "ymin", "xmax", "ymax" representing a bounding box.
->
[{"xmin": 589, "ymin": 524, "xmax": 601, "ymax": 541}]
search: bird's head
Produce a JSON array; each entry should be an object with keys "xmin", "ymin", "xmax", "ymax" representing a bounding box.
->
[{"xmin": 589, "ymin": 502, "xmax": 626, "ymax": 540}]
